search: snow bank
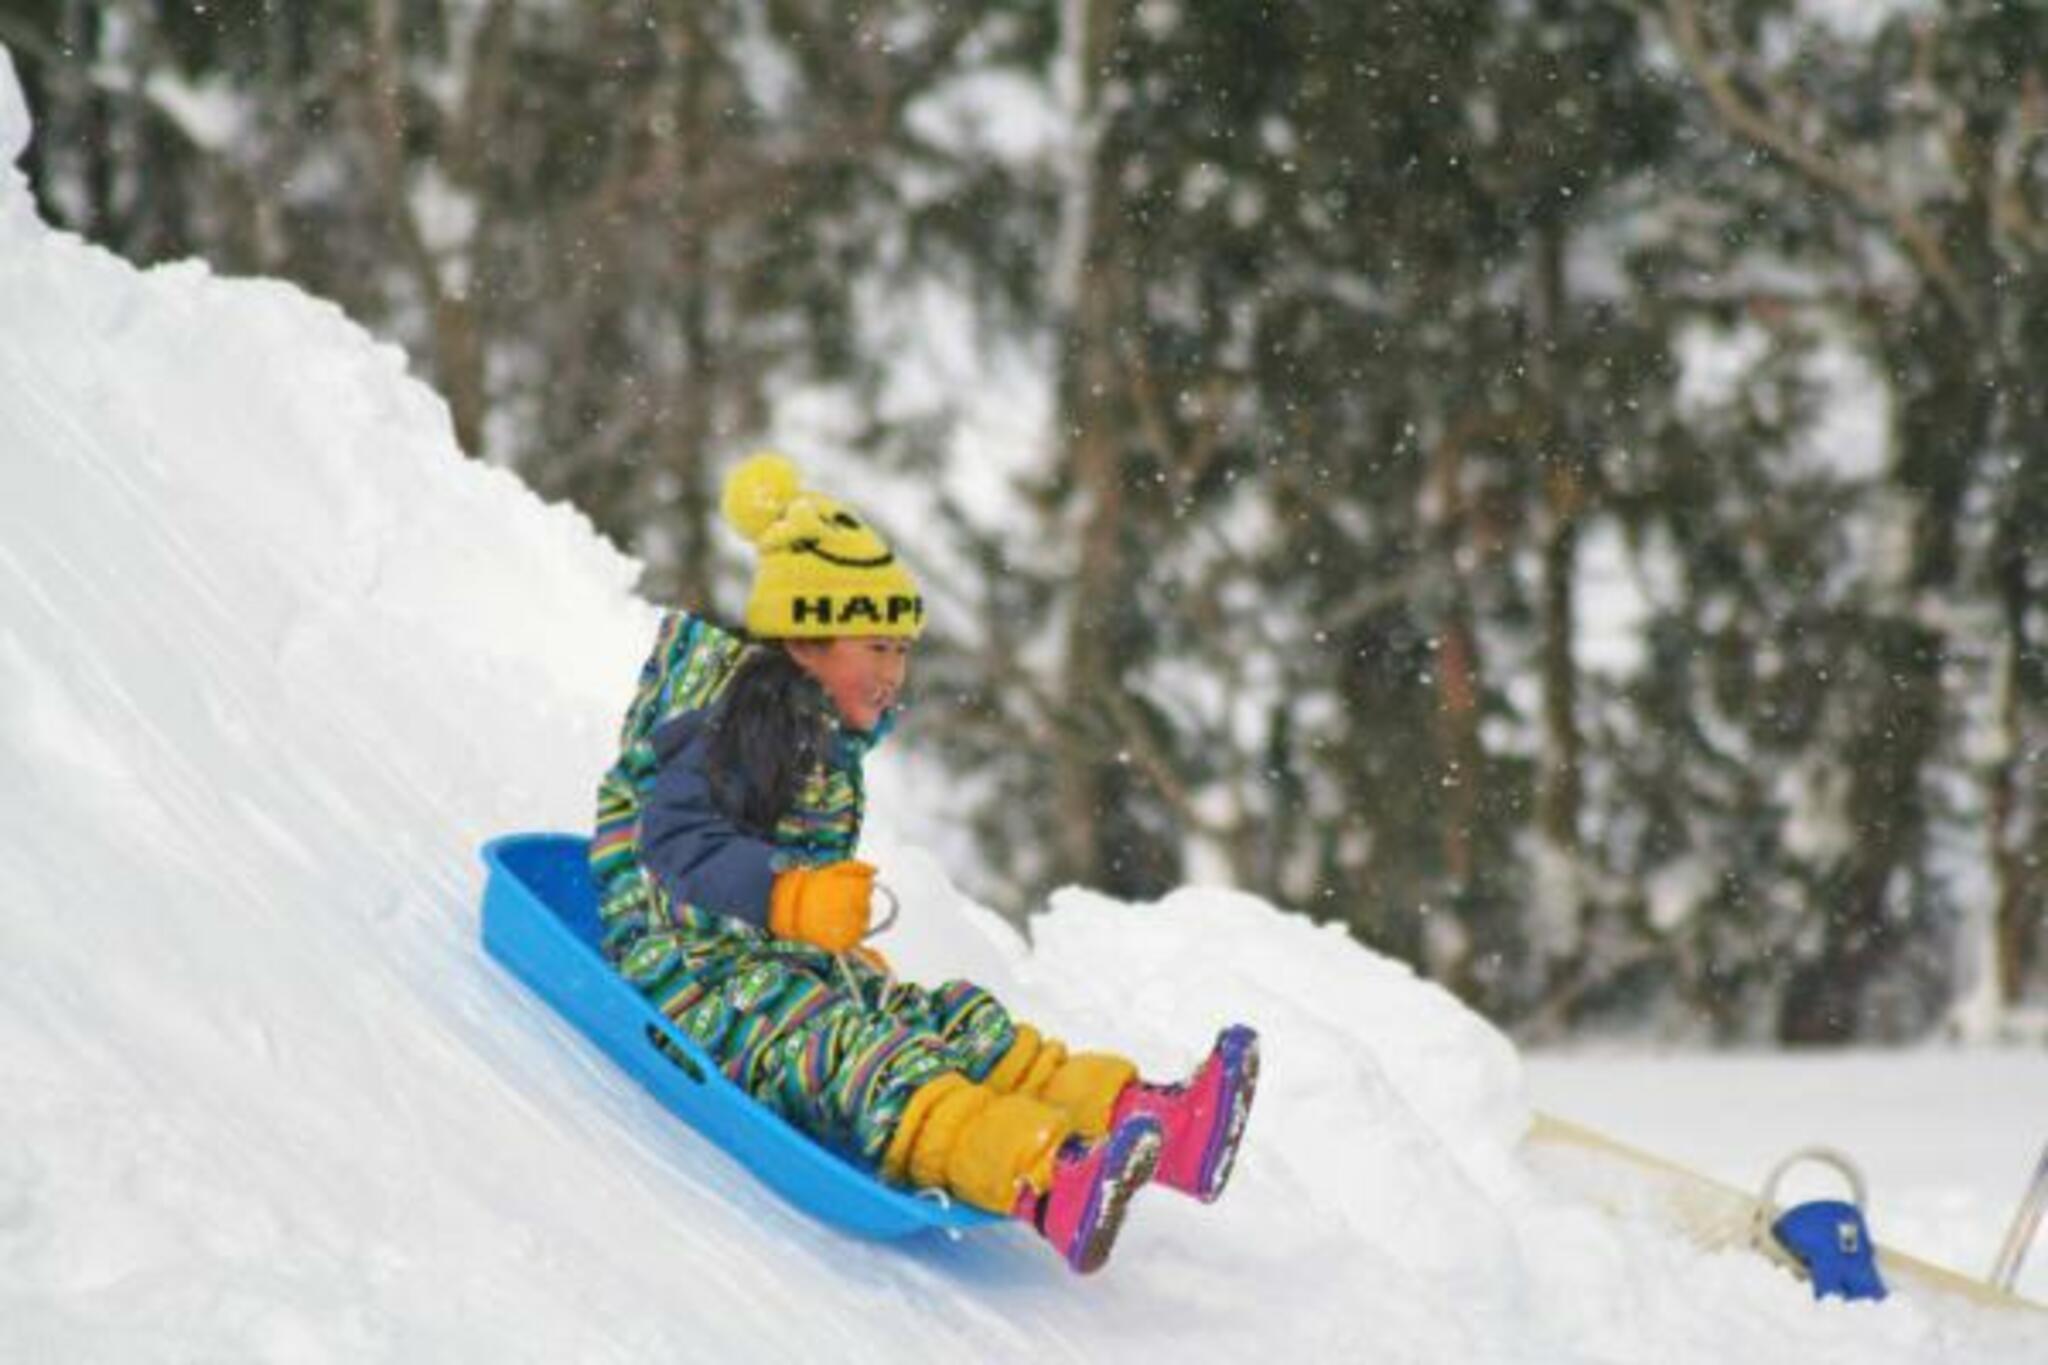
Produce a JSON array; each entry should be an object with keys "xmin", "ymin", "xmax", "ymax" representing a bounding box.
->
[
  {"xmin": 2, "ymin": 47, "xmax": 32, "ymax": 233},
  {"xmin": 1, "ymin": 51, "xmax": 23, "ymax": 153},
  {"xmin": 2, "ymin": 49, "xmax": 2042, "ymax": 1363}
]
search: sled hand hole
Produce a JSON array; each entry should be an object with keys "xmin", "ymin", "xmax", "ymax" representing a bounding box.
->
[{"xmin": 644, "ymin": 1025, "xmax": 708, "ymax": 1084}]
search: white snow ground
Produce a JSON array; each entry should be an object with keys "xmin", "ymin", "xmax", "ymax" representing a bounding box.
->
[{"xmin": 2, "ymin": 49, "xmax": 2043, "ymax": 1363}]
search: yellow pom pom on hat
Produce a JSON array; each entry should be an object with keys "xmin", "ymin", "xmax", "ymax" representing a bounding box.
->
[{"xmin": 720, "ymin": 452, "xmax": 925, "ymax": 639}]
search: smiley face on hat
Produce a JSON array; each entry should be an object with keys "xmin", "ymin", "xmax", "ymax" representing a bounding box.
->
[
  {"xmin": 758, "ymin": 494, "xmax": 898, "ymax": 570},
  {"xmin": 721, "ymin": 453, "xmax": 925, "ymax": 639}
]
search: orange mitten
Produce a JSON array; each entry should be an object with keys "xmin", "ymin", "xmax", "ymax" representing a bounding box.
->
[{"xmin": 768, "ymin": 860, "xmax": 875, "ymax": 953}]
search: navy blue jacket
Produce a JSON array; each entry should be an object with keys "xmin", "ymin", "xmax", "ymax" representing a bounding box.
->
[{"xmin": 637, "ymin": 706, "xmax": 782, "ymax": 929}]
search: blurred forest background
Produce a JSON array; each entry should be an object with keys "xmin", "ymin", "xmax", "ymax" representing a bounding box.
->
[{"xmin": 4, "ymin": 0, "xmax": 2045, "ymax": 1046}]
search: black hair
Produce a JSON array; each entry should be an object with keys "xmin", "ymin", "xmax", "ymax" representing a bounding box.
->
[{"xmin": 702, "ymin": 645, "xmax": 834, "ymax": 836}]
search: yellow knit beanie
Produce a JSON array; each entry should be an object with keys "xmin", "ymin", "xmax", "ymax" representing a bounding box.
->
[{"xmin": 720, "ymin": 452, "xmax": 925, "ymax": 639}]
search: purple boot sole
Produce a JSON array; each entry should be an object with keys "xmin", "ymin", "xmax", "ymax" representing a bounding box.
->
[
  {"xmin": 1190, "ymin": 1025, "xmax": 1259, "ymax": 1202},
  {"xmin": 1043, "ymin": 1116, "xmax": 1164, "ymax": 1275}
]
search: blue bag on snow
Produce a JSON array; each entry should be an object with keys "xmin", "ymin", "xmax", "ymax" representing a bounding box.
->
[{"xmin": 1771, "ymin": 1199, "xmax": 1887, "ymax": 1301}]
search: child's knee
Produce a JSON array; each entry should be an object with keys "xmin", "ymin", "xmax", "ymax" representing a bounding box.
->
[
  {"xmin": 1039, "ymin": 1052, "xmax": 1138, "ymax": 1137},
  {"xmin": 987, "ymin": 1024, "xmax": 1137, "ymax": 1138},
  {"xmin": 884, "ymin": 1075, "xmax": 1074, "ymax": 1213}
]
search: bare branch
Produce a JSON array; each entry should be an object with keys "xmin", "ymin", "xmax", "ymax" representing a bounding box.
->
[
  {"xmin": 1657, "ymin": 0, "xmax": 1984, "ymax": 333},
  {"xmin": 1100, "ymin": 682, "xmax": 1236, "ymax": 841},
  {"xmin": 0, "ymin": 14, "xmax": 242, "ymax": 166},
  {"xmin": 1991, "ymin": 69, "xmax": 2048, "ymax": 257}
]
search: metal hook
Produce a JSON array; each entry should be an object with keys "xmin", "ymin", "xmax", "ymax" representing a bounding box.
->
[
  {"xmin": 1757, "ymin": 1146, "xmax": 1871, "ymax": 1214},
  {"xmin": 1753, "ymin": 1146, "xmax": 1872, "ymax": 1260},
  {"xmin": 868, "ymin": 882, "xmax": 900, "ymax": 938},
  {"xmin": 832, "ymin": 881, "xmax": 903, "ymax": 1015}
]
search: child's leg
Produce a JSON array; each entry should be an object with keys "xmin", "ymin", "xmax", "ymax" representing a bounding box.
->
[
  {"xmin": 883, "ymin": 1071, "xmax": 1163, "ymax": 1275},
  {"xmin": 609, "ymin": 915, "xmax": 1249, "ymax": 1230},
  {"xmin": 983, "ymin": 1024, "xmax": 1136, "ymax": 1139},
  {"xmin": 665, "ymin": 960, "xmax": 1164, "ymax": 1272},
  {"xmin": 880, "ymin": 1074, "xmax": 1065, "ymax": 1204},
  {"xmin": 992, "ymin": 1021, "xmax": 1262, "ymax": 1204}
]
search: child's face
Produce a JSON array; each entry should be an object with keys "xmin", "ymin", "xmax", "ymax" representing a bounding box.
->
[{"xmin": 788, "ymin": 636, "xmax": 913, "ymax": 732}]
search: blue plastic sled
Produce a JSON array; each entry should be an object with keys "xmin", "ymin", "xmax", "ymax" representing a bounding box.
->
[{"xmin": 479, "ymin": 831, "xmax": 999, "ymax": 1240}]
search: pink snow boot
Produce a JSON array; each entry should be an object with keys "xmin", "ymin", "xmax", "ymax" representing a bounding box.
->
[
  {"xmin": 1110, "ymin": 1024, "xmax": 1259, "ymax": 1203},
  {"xmin": 1014, "ymin": 1114, "xmax": 1163, "ymax": 1274}
]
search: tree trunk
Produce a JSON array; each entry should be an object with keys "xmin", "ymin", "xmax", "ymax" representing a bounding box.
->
[
  {"xmin": 1990, "ymin": 555, "xmax": 2040, "ymax": 1007},
  {"xmin": 1779, "ymin": 620, "xmax": 1943, "ymax": 1043},
  {"xmin": 364, "ymin": 0, "xmax": 486, "ymax": 457},
  {"xmin": 1053, "ymin": 281, "xmax": 1128, "ymax": 885},
  {"xmin": 659, "ymin": 2, "xmax": 718, "ymax": 609},
  {"xmin": 1531, "ymin": 217, "xmax": 1587, "ymax": 999},
  {"xmin": 1047, "ymin": 0, "xmax": 1133, "ymax": 891},
  {"xmin": 1425, "ymin": 425, "xmax": 1481, "ymax": 891}
]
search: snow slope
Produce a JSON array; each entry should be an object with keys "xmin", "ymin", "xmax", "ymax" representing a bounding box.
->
[{"xmin": 1, "ymin": 49, "xmax": 2042, "ymax": 1363}]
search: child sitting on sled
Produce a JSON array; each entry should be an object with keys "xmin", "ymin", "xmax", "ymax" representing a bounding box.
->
[{"xmin": 589, "ymin": 453, "xmax": 1258, "ymax": 1274}]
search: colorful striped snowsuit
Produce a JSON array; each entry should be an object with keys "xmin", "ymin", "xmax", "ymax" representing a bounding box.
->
[{"xmin": 591, "ymin": 613, "xmax": 1018, "ymax": 1174}]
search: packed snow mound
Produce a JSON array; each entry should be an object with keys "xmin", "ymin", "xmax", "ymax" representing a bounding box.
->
[
  {"xmin": 1, "ymin": 49, "xmax": 31, "ymax": 236},
  {"xmin": 1, "ymin": 48, "xmax": 2041, "ymax": 1362}
]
